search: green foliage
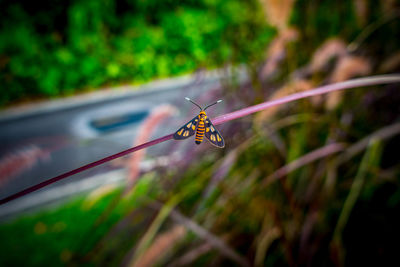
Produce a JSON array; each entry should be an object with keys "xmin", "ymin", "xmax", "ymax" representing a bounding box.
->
[
  {"xmin": 0, "ymin": 0, "xmax": 275, "ymax": 106},
  {"xmin": 0, "ymin": 173, "xmax": 157, "ymax": 266},
  {"xmin": 289, "ymin": 0, "xmax": 359, "ymax": 67},
  {"xmin": 0, "ymin": 192, "xmax": 119, "ymax": 266}
]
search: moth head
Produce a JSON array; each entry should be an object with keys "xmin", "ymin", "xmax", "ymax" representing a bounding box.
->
[{"xmin": 199, "ymin": 110, "xmax": 207, "ymax": 119}]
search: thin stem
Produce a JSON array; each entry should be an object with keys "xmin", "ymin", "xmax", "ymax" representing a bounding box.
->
[
  {"xmin": 260, "ymin": 143, "xmax": 346, "ymax": 188},
  {"xmin": 0, "ymin": 134, "xmax": 173, "ymax": 205},
  {"xmin": 331, "ymin": 139, "xmax": 382, "ymax": 265},
  {"xmin": 1, "ymin": 74, "xmax": 399, "ymax": 205},
  {"xmin": 337, "ymin": 122, "xmax": 400, "ymax": 165},
  {"xmin": 212, "ymin": 75, "xmax": 400, "ymax": 125},
  {"xmin": 149, "ymin": 201, "xmax": 251, "ymax": 267},
  {"xmin": 348, "ymin": 11, "xmax": 400, "ymax": 52}
]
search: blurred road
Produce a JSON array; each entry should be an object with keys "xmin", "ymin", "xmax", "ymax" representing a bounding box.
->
[{"xmin": 0, "ymin": 70, "xmax": 237, "ymax": 214}]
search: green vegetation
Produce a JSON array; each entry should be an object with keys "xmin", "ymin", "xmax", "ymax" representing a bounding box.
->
[
  {"xmin": 290, "ymin": 0, "xmax": 359, "ymax": 67},
  {"xmin": 0, "ymin": 194, "xmax": 120, "ymax": 266},
  {"xmin": 0, "ymin": 0, "xmax": 275, "ymax": 106},
  {"xmin": 0, "ymin": 173, "xmax": 156, "ymax": 266}
]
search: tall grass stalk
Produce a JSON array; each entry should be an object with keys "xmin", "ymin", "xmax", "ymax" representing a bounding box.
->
[{"xmin": 331, "ymin": 139, "xmax": 383, "ymax": 263}]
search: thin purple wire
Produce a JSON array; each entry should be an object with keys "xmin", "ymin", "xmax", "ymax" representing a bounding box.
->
[{"xmin": 1, "ymin": 74, "xmax": 399, "ymax": 205}]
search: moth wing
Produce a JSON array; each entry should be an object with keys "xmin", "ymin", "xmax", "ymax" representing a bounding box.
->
[
  {"xmin": 204, "ymin": 118, "xmax": 225, "ymax": 148},
  {"xmin": 173, "ymin": 115, "xmax": 199, "ymax": 140}
]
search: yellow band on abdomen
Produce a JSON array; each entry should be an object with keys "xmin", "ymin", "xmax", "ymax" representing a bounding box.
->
[{"xmin": 196, "ymin": 121, "xmax": 205, "ymax": 141}]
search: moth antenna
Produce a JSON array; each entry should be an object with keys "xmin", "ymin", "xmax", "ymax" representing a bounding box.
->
[
  {"xmin": 204, "ymin": 99, "xmax": 222, "ymax": 110},
  {"xmin": 185, "ymin": 97, "xmax": 202, "ymax": 110}
]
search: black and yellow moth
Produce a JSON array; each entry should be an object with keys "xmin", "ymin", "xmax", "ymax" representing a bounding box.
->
[{"xmin": 173, "ymin": 97, "xmax": 224, "ymax": 148}]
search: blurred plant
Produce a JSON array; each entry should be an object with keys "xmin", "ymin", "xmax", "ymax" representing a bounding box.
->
[
  {"xmin": 0, "ymin": 145, "xmax": 50, "ymax": 186},
  {"xmin": 255, "ymin": 78, "xmax": 313, "ymax": 123},
  {"xmin": 331, "ymin": 139, "xmax": 383, "ymax": 264},
  {"xmin": 127, "ymin": 105, "xmax": 177, "ymax": 191},
  {"xmin": 83, "ymin": 184, "xmax": 118, "ymax": 210},
  {"xmin": 0, "ymin": 0, "xmax": 274, "ymax": 106},
  {"xmin": 260, "ymin": 28, "xmax": 299, "ymax": 79},
  {"xmin": 2, "ymin": 1, "xmax": 400, "ymax": 267},
  {"xmin": 353, "ymin": 0, "xmax": 369, "ymax": 27},
  {"xmin": 128, "ymin": 224, "xmax": 186, "ymax": 267},
  {"xmin": 309, "ymin": 38, "xmax": 348, "ymax": 73},
  {"xmin": 260, "ymin": 0, "xmax": 295, "ymax": 30},
  {"xmin": 326, "ymin": 55, "xmax": 371, "ymax": 109},
  {"xmin": 379, "ymin": 51, "xmax": 400, "ymax": 73}
]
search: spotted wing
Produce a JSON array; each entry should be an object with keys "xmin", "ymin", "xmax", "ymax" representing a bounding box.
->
[
  {"xmin": 204, "ymin": 118, "xmax": 225, "ymax": 148},
  {"xmin": 173, "ymin": 116, "xmax": 199, "ymax": 140}
]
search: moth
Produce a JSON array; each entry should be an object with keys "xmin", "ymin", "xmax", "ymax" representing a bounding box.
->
[{"xmin": 173, "ymin": 97, "xmax": 225, "ymax": 148}]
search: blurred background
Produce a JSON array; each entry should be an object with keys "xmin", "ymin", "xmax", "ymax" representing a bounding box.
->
[{"xmin": 1, "ymin": 0, "xmax": 400, "ymax": 266}]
